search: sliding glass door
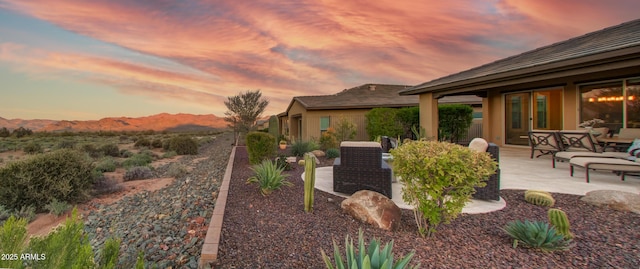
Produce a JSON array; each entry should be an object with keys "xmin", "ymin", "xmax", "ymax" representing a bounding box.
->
[{"xmin": 505, "ymin": 89, "xmax": 563, "ymax": 145}]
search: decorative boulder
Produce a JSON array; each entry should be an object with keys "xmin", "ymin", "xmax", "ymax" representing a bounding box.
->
[
  {"xmin": 341, "ymin": 190, "xmax": 401, "ymax": 231},
  {"xmin": 581, "ymin": 190, "xmax": 640, "ymax": 214},
  {"xmin": 311, "ymin": 150, "xmax": 325, "ymax": 158}
]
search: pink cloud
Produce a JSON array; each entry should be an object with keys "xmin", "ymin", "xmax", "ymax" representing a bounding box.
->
[{"xmin": 1, "ymin": 0, "xmax": 638, "ymax": 118}]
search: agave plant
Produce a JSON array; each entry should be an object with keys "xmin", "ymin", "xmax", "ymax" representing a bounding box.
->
[
  {"xmin": 502, "ymin": 220, "xmax": 572, "ymax": 252},
  {"xmin": 321, "ymin": 229, "xmax": 419, "ymax": 269},
  {"xmin": 246, "ymin": 159, "xmax": 291, "ymax": 196}
]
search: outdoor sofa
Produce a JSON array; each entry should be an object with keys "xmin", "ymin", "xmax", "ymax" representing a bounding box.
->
[{"xmin": 333, "ymin": 141, "xmax": 393, "ymax": 198}]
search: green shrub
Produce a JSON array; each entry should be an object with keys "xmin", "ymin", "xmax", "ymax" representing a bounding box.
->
[
  {"xmin": 0, "ymin": 216, "xmax": 28, "ymax": 269},
  {"xmin": 390, "ymin": 141, "xmax": 497, "ymax": 236},
  {"xmin": 162, "ymin": 139, "xmax": 171, "ymax": 150},
  {"xmin": 162, "ymin": 150, "xmax": 178, "ymax": 158},
  {"xmin": 81, "ymin": 144, "xmax": 103, "ymax": 158},
  {"xmin": 246, "ymin": 159, "xmax": 291, "ymax": 196},
  {"xmin": 168, "ymin": 136, "xmax": 199, "ymax": 155},
  {"xmin": 438, "ymin": 104, "xmax": 473, "ymax": 143},
  {"xmin": 14, "ymin": 205, "xmax": 36, "ymax": 223},
  {"xmin": 246, "ymin": 132, "xmax": 276, "ymax": 164},
  {"xmin": 502, "ymin": 220, "xmax": 572, "ymax": 251},
  {"xmin": 167, "ymin": 163, "xmax": 188, "ymax": 178},
  {"xmin": 120, "ymin": 149, "xmax": 134, "ymax": 158},
  {"xmin": 0, "ymin": 205, "xmax": 11, "ymax": 223},
  {"xmin": 134, "ymin": 137, "xmax": 151, "ymax": 148},
  {"xmin": 326, "ymin": 148, "xmax": 340, "ymax": 159},
  {"xmin": 274, "ymin": 155, "xmax": 292, "ymax": 171},
  {"xmin": 98, "ymin": 237, "xmax": 121, "ymax": 269},
  {"xmin": 123, "ymin": 166, "xmax": 153, "ymax": 181},
  {"xmin": 151, "ymin": 139, "xmax": 163, "ymax": 148},
  {"xmin": 44, "ymin": 198, "xmax": 71, "ymax": 217},
  {"xmin": 333, "ymin": 115, "xmax": 358, "ymax": 143},
  {"xmin": 100, "ymin": 143, "xmax": 120, "ymax": 157},
  {"xmin": 0, "ymin": 149, "xmax": 95, "ymax": 211},
  {"xmin": 366, "ymin": 108, "xmax": 404, "ymax": 140},
  {"xmin": 321, "ymin": 229, "xmax": 418, "ymax": 269},
  {"xmin": 56, "ymin": 139, "xmax": 77, "ymax": 149},
  {"xmin": 319, "ymin": 128, "xmax": 339, "ymax": 150},
  {"xmin": 121, "ymin": 153, "xmax": 153, "ymax": 168},
  {"xmin": 524, "ymin": 190, "xmax": 555, "ymax": 207},
  {"xmin": 23, "ymin": 142, "xmax": 43, "ymax": 154},
  {"xmin": 290, "ymin": 140, "xmax": 319, "ymax": 157},
  {"xmin": 95, "ymin": 157, "xmax": 117, "ymax": 173}
]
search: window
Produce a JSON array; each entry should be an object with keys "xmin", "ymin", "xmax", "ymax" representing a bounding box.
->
[
  {"xmin": 511, "ymin": 96, "xmax": 521, "ymax": 129},
  {"xmin": 581, "ymin": 82, "xmax": 624, "ymax": 131},
  {"xmin": 320, "ymin": 116, "xmax": 330, "ymax": 134},
  {"xmin": 472, "ymin": 112, "xmax": 483, "ymax": 119}
]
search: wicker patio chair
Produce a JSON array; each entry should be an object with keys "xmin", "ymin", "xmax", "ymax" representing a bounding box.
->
[
  {"xmin": 470, "ymin": 141, "xmax": 501, "ymax": 201},
  {"xmin": 333, "ymin": 141, "xmax": 393, "ymax": 198}
]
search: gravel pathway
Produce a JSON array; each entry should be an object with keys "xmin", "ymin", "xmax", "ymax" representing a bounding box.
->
[
  {"xmin": 83, "ymin": 132, "xmax": 233, "ymax": 268},
  {"xmin": 214, "ymin": 147, "xmax": 640, "ymax": 268}
]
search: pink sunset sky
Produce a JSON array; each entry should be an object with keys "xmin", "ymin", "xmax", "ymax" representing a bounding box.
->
[{"xmin": 0, "ymin": 0, "xmax": 638, "ymax": 120}]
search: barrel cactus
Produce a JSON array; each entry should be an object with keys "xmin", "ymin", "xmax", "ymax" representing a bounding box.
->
[
  {"xmin": 548, "ymin": 208, "xmax": 573, "ymax": 239},
  {"xmin": 524, "ymin": 190, "xmax": 555, "ymax": 207}
]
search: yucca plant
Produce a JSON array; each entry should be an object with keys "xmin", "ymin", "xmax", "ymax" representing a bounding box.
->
[
  {"xmin": 502, "ymin": 220, "xmax": 572, "ymax": 252},
  {"xmin": 246, "ymin": 159, "xmax": 292, "ymax": 196},
  {"xmin": 321, "ymin": 229, "xmax": 419, "ymax": 269}
]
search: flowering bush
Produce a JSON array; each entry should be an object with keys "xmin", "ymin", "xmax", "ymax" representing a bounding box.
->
[{"xmin": 578, "ymin": 118, "xmax": 604, "ymax": 128}]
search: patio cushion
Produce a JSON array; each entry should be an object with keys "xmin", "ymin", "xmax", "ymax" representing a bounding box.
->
[
  {"xmin": 554, "ymin": 151, "xmax": 632, "ymax": 168},
  {"xmin": 627, "ymin": 138, "xmax": 640, "ymax": 153},
  {"xmin": 569, "ymin": 157, "xmax": 640, "ymax": 182}
]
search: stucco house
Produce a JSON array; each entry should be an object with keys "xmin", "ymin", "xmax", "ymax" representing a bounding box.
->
[
  {"xmin": 279, "ymin": 83, "xmax": 481, "ymax": 142},
  {"xmin": 400, "ymin": 19, "xmax": 640, "ymax": 147}
]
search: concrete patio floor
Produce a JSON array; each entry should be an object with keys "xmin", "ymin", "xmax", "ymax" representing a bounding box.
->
[{"xmin": 303, "ymin": 146, "xmax": 640, "ymax": 214}]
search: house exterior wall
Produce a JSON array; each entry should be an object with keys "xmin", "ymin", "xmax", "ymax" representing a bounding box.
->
[{"xmin": 302, "ymin": 109, "xmax": 371, "ymax": 141}]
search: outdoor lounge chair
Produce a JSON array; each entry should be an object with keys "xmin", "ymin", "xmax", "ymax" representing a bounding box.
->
[
  {"xmin": 528, "ymin": 130, "xmax": 563, "ymax": 158},
  {"xmin": 569, "ymin": 157, "xmax": 640, "ymax": 182},
  {"xmin": 467, "ymin": 138, "xmax": 501, "ymax": 201},
  {"xmin": 554, "ymin": 137, "xmax": 640, "ymax": 168},
  {"xmin": 333, "ymin": 141, "xmax": 393, "ymax": 198}
]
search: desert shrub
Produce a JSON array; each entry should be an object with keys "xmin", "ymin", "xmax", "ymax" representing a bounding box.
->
[
  {"xmin": 0, "ymin": 205, "xmax": 11, "ymax": 223},
  {"xmin": 98, "ymin": 237, "xmax": 121, "ymax": 269},
  {"xmin": 438, "ymin": 104, "xmax": 473, "ymax": 143},
  {"xmin": 162, "ymin": 139, "xmax": 171, "ymax": 150},
  {"xmin": 123, "ymin": 166, "xmax": 154, "ymax": 181},
  {"xmin": 92, "ymin": 175, "xmax": 124, "ymax": 196},
  {"xmin": 396, "ymin": 106, "xmax": 420, "ymax": 139},
  {"xmin": 333, "ymin": 115, "xmax": 358, "ymax": 143},
  {"xmin": 325, "ymin": 148, "xmax": 340, "ymax": 159},
  {"xmin": 246, "ymin": 159, "xmax": 291, "ymax": 195},
  {"xmin": 0, "ymin": 149, "xmax": 95, "ymax": 211},
  {"xmin": 56, "ymin": 139, "xmax": 77, "ymax": 149},
  {"xmin": 290, "ymin": 140, "xmax": 319, "ymax": 157},
  {"xmin": 246, "ymin": 132, "xmax": 276, "ymax": 164},
  {"xmin": 319, "ymin": 127, "xmax": 339, "ymax": 150},
  {"xmin": 95, "ymin": 157, "xmax": 117, "ymax": 173},
  {"xmin": 390, "ymin": 140, "xmax": 497, "ymax": 236},
  {"xmin": 81, "ymin": 144, "xmax": 103, "ymax": 158},
  {"xmin": 274, "ymin": 155, "xmax": 292, "ymax": 171},
  {"xmin": 168, "ymin": 136, "xmax": 199, "ymax": 155},
  {"xmin": 23, "ymin": 142, "xmax": 43, "ymax": 154},
  {"xmin": 14, "ymin": 205, "xmax": 36, "ymax": 223},
  {"xmin": 167, "ymin": 163, "xmax": 188, "ymax": 178},
  {"xmin": 0, "ymin": 216, "xmax": 28, "ymax": 269},
  {"xmin": 120, "ymin": 149, "xmax": 134, "ymax": 158},
  {"xmin": 162, "ymin": 150, "xmax": 178, "ymax": 159},
  {"xmin": 121, "ymin": 153, "xmax": 153, "ymax": 168},
  {"xmin": 12, "ymin": 127, "xmax": 33, "ymax": 138},
  {"xmin": 44, "ymin": 198, "xmax": 71, "ymax": 217},
  {"xmin": 151, "ymin": 139, "xmax": 163, "ymax": 148},
  {"xmin": 100, "ymin": 143, "xmax": 120, "ymax": 157},
  {"xmin": 134, "ymin": 137, "xmax": 151, "ymax": 148},
  {"xmin": 0, "ymin": 127, "xmax": 10, "ymax": 137},
  {"xmin": 502, "ymin": 220, "xmax": 572, "ymax": 251},
  {"xmin": 524, "ymin": 190, "xmax": 555, "ymax": 207},
  {"xmin": 366, "ymin": 108, "xmax": 404, "ymax": 140},
  {"xmin": 321, "ymin": 229, "xmax": 418, "ymax": 269}
]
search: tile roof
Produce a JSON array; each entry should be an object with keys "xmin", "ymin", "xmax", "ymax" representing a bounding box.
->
[
  {"xmin": 401, "ymin": 18, "xmax": 640, "ymax": 95},
  {"xmin": 292, "ymin": 84, "xmax": 418, "ymax": 110}
]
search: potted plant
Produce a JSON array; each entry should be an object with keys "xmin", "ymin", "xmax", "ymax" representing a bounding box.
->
[{"xmin": 279, "ymin": 140, "xmax": 287, "ymax": 150}]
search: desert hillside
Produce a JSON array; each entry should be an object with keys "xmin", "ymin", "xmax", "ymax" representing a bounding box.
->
[{"xmin": 0, "ymin": 113, "xmax": 227, "ymax": 132}]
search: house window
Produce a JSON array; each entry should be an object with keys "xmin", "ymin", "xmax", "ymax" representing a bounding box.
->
[
  {"xmin": 320, "ymin": 116, "xmax": 330, "ymax": 134},
  {"xmin": 472, "ymin": 112, "xmax": 483, "ymax": 119},
  {"xmin": 580, "ymin": 77, "xmax": 640, "ymax": 132}
]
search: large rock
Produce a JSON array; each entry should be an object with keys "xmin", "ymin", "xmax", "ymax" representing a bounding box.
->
[
  {"xmin": 311, "ymin": 150, "xmax": 325, "ymax": 158},
  {"xmin": 581, "ymin": 190, "xmax": 640, "ymax": 214},
  {"xmin": 341, "ymin": 190, "xmax": 401, "ymax": 231}
]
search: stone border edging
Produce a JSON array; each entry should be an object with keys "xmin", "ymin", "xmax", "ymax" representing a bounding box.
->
[{"xmin": 199, "ymin": 144, "xmax": 237, "ymax": 267}]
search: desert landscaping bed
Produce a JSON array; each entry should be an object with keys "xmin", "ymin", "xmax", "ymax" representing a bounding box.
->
[{"xmin": 213, "ymin": 147, "xmax": 640, "ymax": 268}]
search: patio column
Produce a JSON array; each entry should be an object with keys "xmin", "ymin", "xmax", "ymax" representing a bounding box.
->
[{"xmin": 419, "ymin": 93, "xmax": 439, "ymax": 139}]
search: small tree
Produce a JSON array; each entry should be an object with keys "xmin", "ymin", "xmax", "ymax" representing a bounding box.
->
[
  {"xmin": 0, "ymin": 127, "xmax": 10, "ymax": 137},
  {"xmin": 391, "ymin": 141, "xmax": 497, "ymax": 237},
  {"xmin": 333, "ymin": 115, "xmax": 357, "ymax": 144},
  {"xmin": 365, "ymin": 108, "xmax": 403, "ymax": 140},
  {"xmin": 224, "ymin": 90, "xmax": 269, "ymax": 142},
  {"xmin": 438, "ymin": 104, "xmax": 473, "ymax": 143}
]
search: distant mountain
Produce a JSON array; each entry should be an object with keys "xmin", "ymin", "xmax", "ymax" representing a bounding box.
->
[{"xmin": 0, "ymin": 113, "xmax": 227, "ymax": 132}]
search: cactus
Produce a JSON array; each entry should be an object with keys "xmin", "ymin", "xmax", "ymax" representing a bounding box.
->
[
  {"xmin": 548, "ymin": 208, "xmax": 574, "ymax": 239},
  {"xmin": 303, "ymin": 153, "xmax": 316, "ymax": 212},
  {"xmin": 524, "ymin": 190, "xmax": 555, "ymax": 207}
]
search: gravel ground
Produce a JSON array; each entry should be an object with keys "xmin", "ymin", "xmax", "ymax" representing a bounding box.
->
[
  {"xmin": 214, "ymin": 146, "xmax": 640, "ymax": 268},
  {"xmin": 83, "ymin": 132, "xmax": 234, "ymax": 268}
]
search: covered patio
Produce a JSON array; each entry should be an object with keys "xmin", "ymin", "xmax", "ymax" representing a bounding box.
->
[{"xmin": 306, "ymin": 146, "xmax": 640, "ymax": 213}]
